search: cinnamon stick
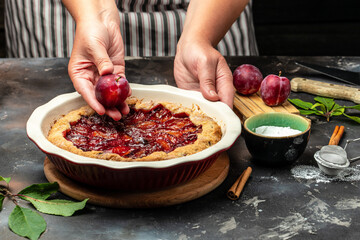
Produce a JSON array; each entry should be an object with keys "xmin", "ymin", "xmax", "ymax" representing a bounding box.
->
[
  {"xmin": 227, "ymin": 167, "xmax": 252, "ymax": 200},
  {"xmin": 329, "ymin": 125, "xmax": 345, "ymax": 145},
  {"xmin": 329, "ymin": 125, "xmax": 339, "ymax": 144}
]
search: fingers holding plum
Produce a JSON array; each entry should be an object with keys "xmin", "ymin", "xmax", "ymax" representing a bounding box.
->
[
  {"xmin": 95, "ymin": 74, "xmax": 130, "ymax": 108},
  {"xmin": 71, "ymin": 74, "xmax": 107, "ymax": 116},
  {"xmin": 94, "ymin": 73, "xmax": 131, "ymax": 120}
]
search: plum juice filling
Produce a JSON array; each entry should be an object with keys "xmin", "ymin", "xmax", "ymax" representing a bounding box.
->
[{"xmin": 64, "ymin": 104, "xmax": 202, "ymax": 159}]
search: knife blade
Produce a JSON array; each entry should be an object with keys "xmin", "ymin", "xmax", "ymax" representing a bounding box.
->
[{"xmin": 295, "ymin": 61, "xmax": 360, "ymax": 86}]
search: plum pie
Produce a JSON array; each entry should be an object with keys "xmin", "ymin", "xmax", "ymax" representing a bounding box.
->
[{"xmin": 47, "ymin": 97, "xmax": 222, "ymax": 162}]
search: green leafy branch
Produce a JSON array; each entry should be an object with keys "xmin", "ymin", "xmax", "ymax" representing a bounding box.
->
[
  {"xmin": 288, "ymin": 96, "xmax": 360, "ymax": 123},
  {"xmin": 0, "ymin": 175, "xmax": 88, "ymax": 240}
]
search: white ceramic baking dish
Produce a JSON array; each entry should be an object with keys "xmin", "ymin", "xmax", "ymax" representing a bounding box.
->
[{"xmin": 27, "ymin": 84, "xmax": 241, "ymax": 191}]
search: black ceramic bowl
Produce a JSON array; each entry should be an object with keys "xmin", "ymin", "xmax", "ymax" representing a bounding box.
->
[{"xmin": 243, "ymin": 112, "xmax": 311, "ymax": 166}]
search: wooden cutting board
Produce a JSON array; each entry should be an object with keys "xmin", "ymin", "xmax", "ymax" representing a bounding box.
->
[
  {"xmin": 44, "ymin": 152, "xmax": 229, "ymax": 208},
  {"xmin": 233, "ymin": 91, "xmax": 300, "ymax": 122}
]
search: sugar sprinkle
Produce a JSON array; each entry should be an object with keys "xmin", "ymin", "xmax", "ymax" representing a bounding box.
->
[
  {"xmin": 291, "ymin": 165, "xmax": 360, "ymax": 183},
  {"xmin": 255, "ymin": 126, "xmax": 302, "ymax": 137}
]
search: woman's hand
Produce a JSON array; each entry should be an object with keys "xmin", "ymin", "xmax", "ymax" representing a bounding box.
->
[
  {"xmin": 64, "ymin": 0, "xmax": 128, "ymax": 120},
  {"xmin": 173, "ymin": 0, "xmax": 250, "ymax": 108},
  {"xmin": 174, "ymin": 38, "xmax": 234, "ymax": 108}
]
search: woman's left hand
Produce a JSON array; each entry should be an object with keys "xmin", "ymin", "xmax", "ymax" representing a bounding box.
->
[{"xmin": 174, "ymin": 38, "xmax": 234, "ymax": 108}]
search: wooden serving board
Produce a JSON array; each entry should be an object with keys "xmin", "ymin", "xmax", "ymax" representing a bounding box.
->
[
  {"xmin": 44, "ymin": 153, "xmax": 229, "ymax": 208},
  {"xmin": 233, "ymin": 91, "xmax": 300, "ymax": 122}
]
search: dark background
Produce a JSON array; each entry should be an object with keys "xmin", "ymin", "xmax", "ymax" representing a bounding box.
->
[
  {"xmin": 253, "ymin": 0, "xmax": 360, "ymax": 56},
  {"xmin": 1, "ymin": 0, "xmax": 360, "ymax": 57}
]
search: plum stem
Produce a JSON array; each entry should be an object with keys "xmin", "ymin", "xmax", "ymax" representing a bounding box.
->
[{"xmin": 279, "ymin": 71, "xmax": 282, "ymax": 77}]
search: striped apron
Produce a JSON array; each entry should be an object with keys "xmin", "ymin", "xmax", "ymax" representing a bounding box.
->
[{"xmin": 5, "ymin": 0, "xmax": 258, "ymax": 58}]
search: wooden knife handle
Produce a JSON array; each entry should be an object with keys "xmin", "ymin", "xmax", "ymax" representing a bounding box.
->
[{"xmin": 291, "ymin": 77, "xmax": 360, "ymax": 104}]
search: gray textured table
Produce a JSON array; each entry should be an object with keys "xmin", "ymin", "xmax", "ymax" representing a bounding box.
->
[{"xmin": 1, "ymin": 56, "xmax": 360, "ymax": 240}]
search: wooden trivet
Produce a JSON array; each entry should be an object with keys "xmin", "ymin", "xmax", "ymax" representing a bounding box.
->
[
  {"xmin": 44, "ymin": 153, "xmax": 229, "ymax": 208},
  {"xmin": 233, "ymin": 92, "xmax": 299, "ymax": 122}
]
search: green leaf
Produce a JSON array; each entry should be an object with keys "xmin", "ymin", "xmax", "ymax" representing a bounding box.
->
[
  {"xmin": 310, "ymin": 102, "xmax": 327, "ymax": 114},
  {"xmin": 330, "ymin": 104, "xmax": 345, "ymax": 116},
  {"xmin": 298, "ymin": 109, "xmax": 319, "ymax": 115},
  {"xmin": 344, "ymin": 104, "xmax": 360, "ymax": 110},
  {"xmin": 314, "ymin": 96, "xmax": 335, "ymax": 111},
  {"xmin": 288, "ymin": 98, "xmax": 314, "ymax": 110},
  {"xmin": 0, "ymin": 176, "xmax": 11, "ymax": 184},
  {"xmin": 0, "ymin": 194, "xmax": 4, "ymax": 210},
  {"xmin": 18, "ymin": 182, "xmax": 59, "ymax": 200},
  {"xmin": 23, "ymin": 197, "xmax": 88, "ymax": 217},
  {"xmin": 332, "ymin": 103, "xmax": 343, "ymax": 110},
  {"xmin": 8, "ymin": 206, "xmax": 46, "ymax": 240},
  {"xmin": 319, "ymin": 103, "xmax": 328, "ymax": 114},
  {"xmin": 343, "ymin": 114, "xmax": 360, "ymax": 124},
  {"xmin": 310, "ymin": 102, "xmax": 322, "ymax": 110},
  {"xmin": 331, "ymin": 107, "xmax": 345, "ymax": 116}
]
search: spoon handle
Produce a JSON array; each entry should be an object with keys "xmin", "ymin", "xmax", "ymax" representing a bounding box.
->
[{"xmin": 344, "ymin": 138, "xmax": 360, "ymax": 163}]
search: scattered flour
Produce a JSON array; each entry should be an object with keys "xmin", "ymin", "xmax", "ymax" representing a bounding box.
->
[
  {"xmin": 259, "ymin": 192, "xmax": 353, "ymax": 239},
  {"xmin": 243, "ymin": 196, "xmax": 266, "ymax": 217},
  {"xmin": 335, "ymin": 198, "xmax": 360, "ymax": 210},
  {"xmin": 255, "ymin": 126, "xmax": 302, "ymax": 137},
  {"xmin": 219, "ymin": 217, "xmax": 237, "ymax": 234},
  {"xmin": 259, "ymin": 213, "xmax": 314, "ymax": 239},
  {"xmin": 0, "ymin": 112, "xmax": 8, "ymax": 120},
  {"xmin": 291, "ymin": 165, "xmax": 360, "ymax": 183}
]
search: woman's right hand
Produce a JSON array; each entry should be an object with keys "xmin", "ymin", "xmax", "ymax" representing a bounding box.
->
[{"xmin": 64, "ymin": 0, "xmax": 128, "ymax": 120}]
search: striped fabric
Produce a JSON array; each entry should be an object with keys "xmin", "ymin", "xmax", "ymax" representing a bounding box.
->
[
  {"xmin": 5, "ymin": 0, "xmax": 258, "ymax": 58},
  {"xmin": 5, "ymin": 0, "xmax": 75, "ymax": 58}
]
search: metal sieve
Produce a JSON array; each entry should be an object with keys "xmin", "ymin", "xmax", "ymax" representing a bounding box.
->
[{"xmin": 314, "ymin": 138, "xmax": 360, "ymax": 176}]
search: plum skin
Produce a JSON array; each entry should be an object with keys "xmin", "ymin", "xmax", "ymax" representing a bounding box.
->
[
  {"xmin": 95, "ymin": 74, "xmax": 130, "ymax": 108},
  {"xmin": 260, "ymin": 74, "xmax": 291, "ymax": 106},
  {"xmin": 233, "ymin": 64, "xmax": 263, "ymax": 95}
]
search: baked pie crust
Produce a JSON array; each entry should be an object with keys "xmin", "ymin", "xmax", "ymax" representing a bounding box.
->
[{"xmin": 47, "ymin": 97, "xmax": 222, "ymax": 162}]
